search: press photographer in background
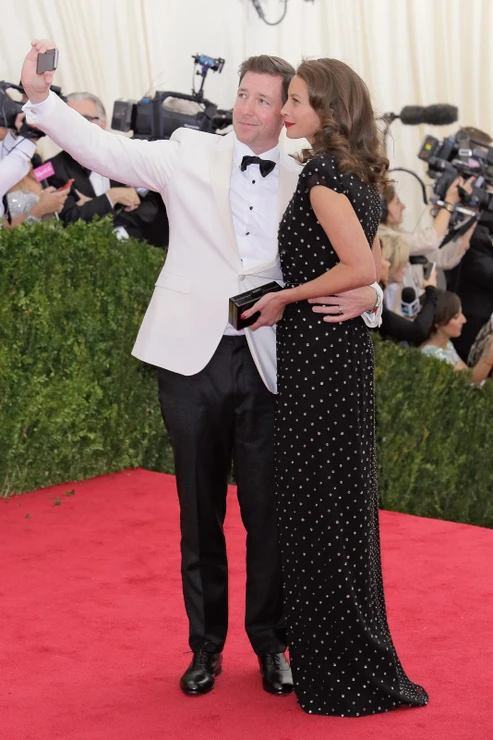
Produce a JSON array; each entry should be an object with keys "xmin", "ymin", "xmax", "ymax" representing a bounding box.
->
[
  {"xmin": 0, "ymin": 83, "xmax": 38, "ymax": 223},
  {"xmin": 379, "ymin": 232, "xmax": 438, "ymax": 345},
  {"xmin": 452, "ymin": 221, "xmax": 493, "ymax": 361},
  {"xmin": 378, "ymin": 177, "xmax": 474, "ymax": 313},
  {"xmin": 45, "ymin": 91, "xmax": 167, "ymax": 246},
  {"xmin": 414, "ymin": 125, "xmax": 493, "ymax": 361}
]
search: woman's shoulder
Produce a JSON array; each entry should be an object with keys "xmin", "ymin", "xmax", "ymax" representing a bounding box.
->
[
  {"xmin": 301, "ymin": 153, "xmax": 338, "ymax": 174},
  {"xmin": 300, "ymin": 154, "xmax": 345, "ymax": 191},
  {"xmin": 420, "ymin": 342, "xmax": 458, "ymax": 366}
]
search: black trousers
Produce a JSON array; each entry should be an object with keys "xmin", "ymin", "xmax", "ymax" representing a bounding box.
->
[{"xmin": 157, "ymin": 336, "xmax": 286, "ymax": 655}]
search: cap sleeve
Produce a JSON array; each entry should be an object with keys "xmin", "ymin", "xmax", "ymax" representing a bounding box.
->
[{"xmin": 301, "ymin": 155, "xmax": 346, "ymax": 194}]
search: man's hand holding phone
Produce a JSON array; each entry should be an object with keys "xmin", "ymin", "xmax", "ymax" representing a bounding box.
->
[{"xmin": 21, "ymin": 40, "xmax": 58, "ymax": 105}]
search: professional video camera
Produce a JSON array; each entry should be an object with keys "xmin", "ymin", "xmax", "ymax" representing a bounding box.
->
[
  {"xmin": 0, "ymin": 81, "xmax": 25, "ymax": 129},
  {"xmin": 0, "ymin": 81, "xmax": 65, "ymax": 138},
  {"xmin": 418, "ymin": 131, "xmax": 493, "ymax": 216},
  {"xmin": 111, "ymin": 54, "xmax": 233, "ymax": 140}
]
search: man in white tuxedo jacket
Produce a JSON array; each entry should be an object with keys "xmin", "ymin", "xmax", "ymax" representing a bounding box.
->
[{"xmin": 22, "ymin": 43, "xmax": 382, "ymax": 697}]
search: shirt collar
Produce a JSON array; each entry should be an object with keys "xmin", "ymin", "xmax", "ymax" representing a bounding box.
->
[{"xmin": 233, "ymin": 134, "xmax": 281, "ymax": 171}]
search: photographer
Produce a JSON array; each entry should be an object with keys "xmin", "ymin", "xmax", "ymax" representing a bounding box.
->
[
  {"xmin": 378, "ymin": 179, "xmax": 473, "ymax": 309},
  {"xmin": 452, "ymin": 223, "xmax": 493, "ymax": 361},
  {"xmin": 0, "ymin": 115, "xmax": 37, "ymax": 223},
  {"xmin": 46, "ymin": 91, "xmax": 167, "ymax": 245}
]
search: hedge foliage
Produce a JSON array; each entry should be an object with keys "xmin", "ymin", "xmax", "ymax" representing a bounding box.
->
[
  {"xmin": 0, "ymin": 219, "xmax": 172, "ymax": 495},
  {"xmin": 1, "ymin": 220, "xmax": 492, "ymax": 527},
  {"xmin": 374, "ymin": 337, "xmax": 493, "ymax": 528}
]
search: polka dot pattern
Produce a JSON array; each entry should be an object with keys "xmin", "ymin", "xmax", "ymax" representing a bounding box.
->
[{"xmin": 275, "ymin": 154, "xmax": 428, "ymax": 717}]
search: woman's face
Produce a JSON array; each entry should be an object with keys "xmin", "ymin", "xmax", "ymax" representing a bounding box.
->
[
  {"xmin": 386, "ymin": 194, "xmax": 406, "ymax": 226},
  {"xmin": 440, "ymin": 307, "xmax": 467, "ymax": 338},
  {"xmin": 281, "ymin": 76, "xmax": 321, "ymax": 143}
]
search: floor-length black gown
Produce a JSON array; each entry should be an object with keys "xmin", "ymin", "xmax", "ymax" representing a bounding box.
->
[{"xmin": 275, "ymin": 154, "xmax": 428, "ymax": 717}]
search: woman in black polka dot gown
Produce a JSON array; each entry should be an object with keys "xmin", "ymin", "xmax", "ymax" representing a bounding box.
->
[
  {"xmin": 276, "ymin": 154, "xmax": 429, "ymax": 716},
  {"xmin": 244, "ymin": 59, "xmax": 428, "ymax": 717}
]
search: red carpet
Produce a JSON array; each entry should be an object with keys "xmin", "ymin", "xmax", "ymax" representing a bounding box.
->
[{"xmin": 1, "ymin": 469, "xmax": 492, "ymax": 740}]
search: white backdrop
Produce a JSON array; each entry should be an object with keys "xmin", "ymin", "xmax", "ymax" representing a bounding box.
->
[{"xmin": 1, "ymin": 0, "xmax": 491, "ymax": 227}]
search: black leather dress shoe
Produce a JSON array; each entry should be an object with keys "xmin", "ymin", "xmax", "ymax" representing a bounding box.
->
[
  {"xmin": 180, "ymin": 650, "xmax": 223, "ymax": 695},
  {"xmin": 258, "ymin": 652, "xmax": 294, "ymax": 695}
]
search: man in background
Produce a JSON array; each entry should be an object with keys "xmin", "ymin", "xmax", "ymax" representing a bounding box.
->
[{"xmin": 47, "ymin": 91, "xmax": 168, "ymax": 245}]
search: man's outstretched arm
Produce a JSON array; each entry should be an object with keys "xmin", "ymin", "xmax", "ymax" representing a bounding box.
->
[{"xmin": 21, "ymin": 40, "xmax": 178, "ymax": 193}]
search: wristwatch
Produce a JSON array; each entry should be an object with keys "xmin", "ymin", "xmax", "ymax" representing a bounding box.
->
[{"xmin": 441, "ymin": 201, "xmax": 455, "ymax": 213}]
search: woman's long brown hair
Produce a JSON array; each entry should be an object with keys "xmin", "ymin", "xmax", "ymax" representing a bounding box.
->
[{"xmin": 295, "ymin": 58, "xmax": 389, "ymax": 191}]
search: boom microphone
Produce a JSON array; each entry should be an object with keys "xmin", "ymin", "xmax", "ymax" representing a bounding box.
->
[{"xmin": 399, "ymin": 104, "xmax": 458, "ymax": 126}]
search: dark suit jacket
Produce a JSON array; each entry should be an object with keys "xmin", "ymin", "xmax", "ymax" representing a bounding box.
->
[
  {"xmin": 46, "ymin": 150, "xmax": 168, "ymax": 246},
  {"xmin": 451, "ymin": 225, "xmax": 493, "ymax": 360},
  {"xmin": 455, "ymin": 226, "xmax": 493, "ymax": 320}
]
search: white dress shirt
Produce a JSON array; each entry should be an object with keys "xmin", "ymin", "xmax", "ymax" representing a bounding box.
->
[
  {"xmin": 225, "ymin": 137, "xmax": 281, "ymax": 335},
  {"xmin": 88, "ymin": 170, "xmax": 111, "ymax": 199},
  {"xmin": 89, "ymin": 159, "xmax": 129, "ymax": 240}
]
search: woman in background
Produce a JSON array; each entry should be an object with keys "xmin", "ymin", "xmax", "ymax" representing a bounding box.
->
[
  {"xmin": 3, "ymin": 155, "xmax": 68, "ymax": 228},
  {"xmin": 420, "ymin": 291, "xmax": 493, "ymax": 383},
  {"xmin": 379, "ymin": 232, "xmax": 437, "ymax": 345},
  {"xmin": 379, "ymin": 181, "xmax": 473, "ymax": 311}
]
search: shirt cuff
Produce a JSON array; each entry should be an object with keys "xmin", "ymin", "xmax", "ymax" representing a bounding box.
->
[
  {"xmin": 23, "ymin": 90, "xmax": 58, "ymax": 124},
  {"xmin": 361, "ymin": 282, "xmax": 383, "ymax": 329},
  {"xmin": 2, "ymin": 131, "xmax": 36, "ymax": 159},
  {"xmin": 113, "ymin": 226, "xmax": 129, "ymax": 240}
]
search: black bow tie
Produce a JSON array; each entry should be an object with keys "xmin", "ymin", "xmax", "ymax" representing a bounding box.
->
[{"xmin": 240, "ymin": 155, "xmax": 276, "ymax": 178}]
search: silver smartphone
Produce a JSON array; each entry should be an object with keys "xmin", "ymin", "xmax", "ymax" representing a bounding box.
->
[{"xmin": 36, "ymin": 49, "xmax": 59, "ymax": 74}]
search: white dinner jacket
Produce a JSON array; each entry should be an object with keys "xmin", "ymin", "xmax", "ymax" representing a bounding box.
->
[{"xmin": 25, "ymin": 91, "xmax": 301, "ymax": 391}]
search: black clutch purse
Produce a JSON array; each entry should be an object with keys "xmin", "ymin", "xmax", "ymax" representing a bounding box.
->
[{"xmin": 229, "ymin": 281, "xmax": 283, "ymax": 330}]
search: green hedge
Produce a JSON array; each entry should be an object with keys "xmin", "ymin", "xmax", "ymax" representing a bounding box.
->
[
  {"xmin": 1, "ymin": 220, "xmax": 493, "ymax": 528},
  {"xmin": 0, "ymin": 219, "xmax": 173, "ymax": 495},
  {"xmin": 374, "ymin": 337, "xmax": 493, "ymax": 527}
]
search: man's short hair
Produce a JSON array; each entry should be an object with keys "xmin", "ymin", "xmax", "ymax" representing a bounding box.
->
[
  {"xmin": 238, "ymin": 56, "xmax": 295, "ymax": 103},
  {"xmin": 66, "ymin": 92, "xmax": 106, "ymax": 122}
]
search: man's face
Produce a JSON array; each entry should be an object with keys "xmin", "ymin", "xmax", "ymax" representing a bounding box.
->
[
  {"xmin": 233, "ymin": 72, "xmax": 285, "ymax": 154},
  {"xmin": 68, "ymin": 98, "xmax": 106, "ymax": 129}
]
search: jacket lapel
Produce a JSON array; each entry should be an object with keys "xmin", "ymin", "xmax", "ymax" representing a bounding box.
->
[
  {"xmin": 209, "ymin": 133, "xmax": 240, "ymax": 257},
  {"xmin": 277, "ymin": 150, "xmax": 301, "ymax": 222}
]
